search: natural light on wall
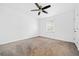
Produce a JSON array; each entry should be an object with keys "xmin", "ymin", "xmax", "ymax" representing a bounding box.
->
[{"xmin": 46, "ymin": 19, "xmax": 55, "ymax": 33}]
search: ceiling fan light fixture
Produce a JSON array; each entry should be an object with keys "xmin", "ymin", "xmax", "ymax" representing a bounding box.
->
[{"xmin": 31, "ymin": 3, "xmax": 51, "ymax": 15}]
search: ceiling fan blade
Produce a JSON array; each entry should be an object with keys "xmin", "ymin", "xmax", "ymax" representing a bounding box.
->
[
  {"xmin": 38, "ymin": 12, "xmax": 41, "ymax": 15},
  {"xmin": 31, "ymin": 9, "xmax": 39, "ymax": 11},
  {"xmin": 42, "ymin": 5, "xmax": 51, "ymax": 10},
  {"xmin": 35, "ymin": 3, "xmax": 41, "ymax": 9},
  {"xmin": 42, "ymin": 10, "xmax": 48, "ymax": 14}
]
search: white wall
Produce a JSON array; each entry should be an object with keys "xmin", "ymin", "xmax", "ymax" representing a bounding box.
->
[
  {"xmin": 73, "ymin": 4, "xmax": 79, "ymax": 50},
  {"xmin": 0, "ymin": 3, "xmax": 76, "ymax": 45},
  {"xmin": 39, "ymin": 11, "xmax": 74, "ymax": 42},
  {"xmin": 0, "ymin": 4, "xmax": 38, "ymax": 44}
]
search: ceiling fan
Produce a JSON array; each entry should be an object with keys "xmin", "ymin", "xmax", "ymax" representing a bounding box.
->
[{"xmin": 31, "ymin": 3, "xmax": 51, "ymax": 15}]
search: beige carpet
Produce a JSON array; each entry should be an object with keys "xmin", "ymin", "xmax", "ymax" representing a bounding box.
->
[{"xmin": 0, "ymin": 36, "xmax": 79, "ymax": 56}]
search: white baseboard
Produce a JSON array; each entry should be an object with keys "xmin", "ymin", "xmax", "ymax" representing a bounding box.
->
[
  {"xmin": 0, "ymin": 34, "xmax": 38, "ymax": 45},
  {"xmin": 0, "ymin": 34, "xmax": 75, "ymax": 46},
  {"xmin": 39, "ymin": 34, "xmax": 74, "ymax": 43},
  {"xmin": 74, "ymin": 43, "xmax": 79, "ymax": 51}
]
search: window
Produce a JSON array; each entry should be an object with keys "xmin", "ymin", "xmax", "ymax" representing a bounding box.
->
[{"xmin": 46, "ymin": 20, "xmax": 55, "ymax": 33}]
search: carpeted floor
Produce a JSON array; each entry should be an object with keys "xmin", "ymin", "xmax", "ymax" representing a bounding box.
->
[{"xmin": 0, "ymin": 36, "xmax": 79, "ymax": 56}]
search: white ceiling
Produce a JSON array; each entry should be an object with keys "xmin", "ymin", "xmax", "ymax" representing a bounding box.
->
[{"xmin": 0, "ymin": 3, "xmax": 75, "ymax": 18}]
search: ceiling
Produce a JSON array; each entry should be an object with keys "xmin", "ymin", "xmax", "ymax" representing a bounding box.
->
[{"xmin": 0, "ymin": 3, "xmax": 75, "ymax": 18}]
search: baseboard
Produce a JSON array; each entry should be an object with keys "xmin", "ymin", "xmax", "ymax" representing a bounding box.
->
[
  {"xmin": 0, "ymin": 35, "xmax": 39, "ymax": 45},
  {"xmin": 39, "ymin": 34, "xmax": 74, "ymax": 43},
  {"xmin": 0, "ymin": 34, "xmax": 74, "ymax": 45}
]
